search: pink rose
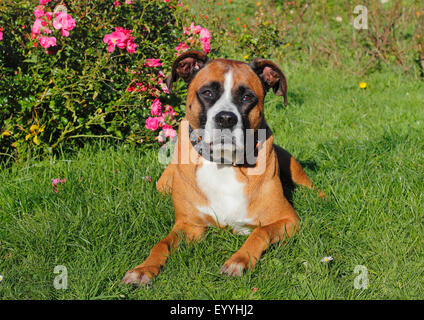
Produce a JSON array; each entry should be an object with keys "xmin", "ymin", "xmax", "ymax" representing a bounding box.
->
[
  {"xmin": 53, "ymin": 12, "xmax": 76, "ymax": 37},
  {"xmin": 199, "ymin": 27, "xmax": 211, "ymax": 53},
  {"xmin": 113, "ymin": 1, "xmax": 120, "ymax": 7},
  {"xmin": 189, "ymin": 23, "xmax": 202, "ymax": 34},
  {"xmin": 144, "ymin": 58, "xmax": 163, "ymax": 67},
  {"xmin": 151, "ymin": 98, "xmax": 162, "ymax": 116},
  {"xmin": 183, "ymin": 26, "xmax": 190, "ymax": 35},
  {"xmin": 103, "ymin": 31, "xmax": 127, "ymax": 52},
  {"xmin": 175, "ymin": 42, "xmax": 189, "ymax": 52},
  {"xmin": 202, "ymin": 40, "xmax": 211, "ymax": 54},
  {"xmin": 104, "ymin": 27, "xmax": 136, "ymax": 54},
  {"xmin": 34, "ymin": 6, "xmax": 45, "ymax": 18},
  {"xmin": 39, "ymin": 0, "xmax": 51, "ymax": 4},
  {"xmin": 199, "ymin": 28, "xmax": 211, "ymax": 42},
  {"xmin": 126, "ymin": 39, "xmax": 138, "ymax": 53},
  {"xmin": 157, "ymin": 109, "xmax": 175, "ymax": 124},
  {"xmin": 145, "ymin": 117, "xmax": 160, "ymax": 131},
  {"xmin": 32, "ymin": 20, "xmax": 42, "ymax": 35},
  {"xmin": 38, "ymin": 36, "xmax": 56, "ymax": 49},
  {"xmin": 164, "ymin": 105, "xmax": 177, "ymax": 118},
  {"xmin": 32, "ymin": 18, "xmax": 51, "ymax": 35},
  {"xmin": 162, "ymin": 124, "xmax": 177, "ymax": 139}
]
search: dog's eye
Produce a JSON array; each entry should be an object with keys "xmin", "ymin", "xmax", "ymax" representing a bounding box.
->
[
  {"xmin": 201, "ymin": 90, "xmax": 213, "ymax": 98},
  {"xmin": 242, "ymin": 94, "xmax": 253, "ymax": 102}
]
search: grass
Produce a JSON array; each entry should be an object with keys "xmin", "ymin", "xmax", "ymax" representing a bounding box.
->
[{"xmin": 1, "ymin": 63, "xmax": 423, "ymax": 299}]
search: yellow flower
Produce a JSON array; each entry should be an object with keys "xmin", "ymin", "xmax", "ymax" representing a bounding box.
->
[
  {"xmin": 97, "ymin": 108, "xmax": 102, "ymax": 114},
  {"xmin": 30, "ymin": 124, "xmax": 39, "ymax": 133},
  {"xmin": 33, "ymin": 135, "xmax": 40, "ymax": 145},
  {"xmin": 25, "ymin": 133, "xmax": 32, "ymax": 141},
  {"xmin": 1, "ymin": 131, "xmax": 11, "ymax": 136},
  {"xmin": 244, "ymin": 54, "xmax": 250, "ymax": 60},
  {"xmin": 359, "ymin": 82, "xmax": 367, "ymax": 89}
]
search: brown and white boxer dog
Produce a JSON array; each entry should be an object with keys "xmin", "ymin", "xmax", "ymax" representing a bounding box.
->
[{"xmin": 122, "ymin": 51, "xmax": 323, "ymax": 286}]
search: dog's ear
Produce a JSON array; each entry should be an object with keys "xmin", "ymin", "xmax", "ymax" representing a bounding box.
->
[
  {"xmin": 165, "ymin": 50, "xmax": 209, "ymax": 93},
  {"xmin": 249, "ymin": 58, "xmax": 288, "ymax": 106}
]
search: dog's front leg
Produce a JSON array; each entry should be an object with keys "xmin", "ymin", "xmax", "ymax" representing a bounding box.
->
[
  {"xmin": 220, "ymin": 215, "xmax": 299, "ymax": 276},
  {"xmin": 123, "ymin": 222, "xmax": 205, "ymax": 286}
]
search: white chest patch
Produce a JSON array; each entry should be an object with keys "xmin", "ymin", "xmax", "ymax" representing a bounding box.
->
[{"xmin": 196, "ymin": 160, "xmax": 252, "ymax": 235}]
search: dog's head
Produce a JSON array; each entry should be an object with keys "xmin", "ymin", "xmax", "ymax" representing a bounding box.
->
[{"xmin": 166, "ymin": 50, "xmax": 287, "ymax": 164}]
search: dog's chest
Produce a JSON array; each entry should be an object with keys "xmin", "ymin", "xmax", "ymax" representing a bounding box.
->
[{"xmin": 195, "ymin": 160, "xmax": 252, "ymax": 234}]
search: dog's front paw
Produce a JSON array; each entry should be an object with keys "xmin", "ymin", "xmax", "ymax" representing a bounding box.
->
[
  {"xmin": 220, "ymin": 254, "xmax": 251, "ymax": 277},
  {"xmin": 122, "ymin": 266, "xmax": 158, "ymax": 287}
]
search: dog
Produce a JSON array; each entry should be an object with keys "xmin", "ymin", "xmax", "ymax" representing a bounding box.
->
[{"xmin": 123, "ymin": 51, "xmax": 323, "ymax": 286}]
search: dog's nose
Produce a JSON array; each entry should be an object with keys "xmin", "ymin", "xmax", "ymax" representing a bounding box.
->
[{"xmin": 215, "ymin": 111, "xmax": 238, "ymax": 129}]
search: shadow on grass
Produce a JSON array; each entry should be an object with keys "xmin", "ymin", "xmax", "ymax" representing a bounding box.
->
[
  {"xmin": 274, "ymin": 144, "xmax": 320, "ymax": 205},
  {"xmin": 276, "ymin": 90, "xmax": 305, "ymax": 109},
  {"xmin": 282, "ymin": 159, "xmax": 320, "ymax": 204},
  {"xmin": 298, "ymin": 159, "xmax": 318, "ymax": 172}
]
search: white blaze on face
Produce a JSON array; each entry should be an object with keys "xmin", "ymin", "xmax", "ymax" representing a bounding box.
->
[{"xmin": 203, "ymin": 70, "xmax": 244, "ymax": 163}]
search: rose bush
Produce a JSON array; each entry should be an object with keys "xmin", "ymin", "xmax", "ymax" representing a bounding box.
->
[{"xmin": 0, "ymin": 0, "xmax": 211, "ymax": 162}]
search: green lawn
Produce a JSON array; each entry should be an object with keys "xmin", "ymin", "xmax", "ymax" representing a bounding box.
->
[{"xmin": 1, "ymin": 64, "xmax": 423, "ymax": 299}]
